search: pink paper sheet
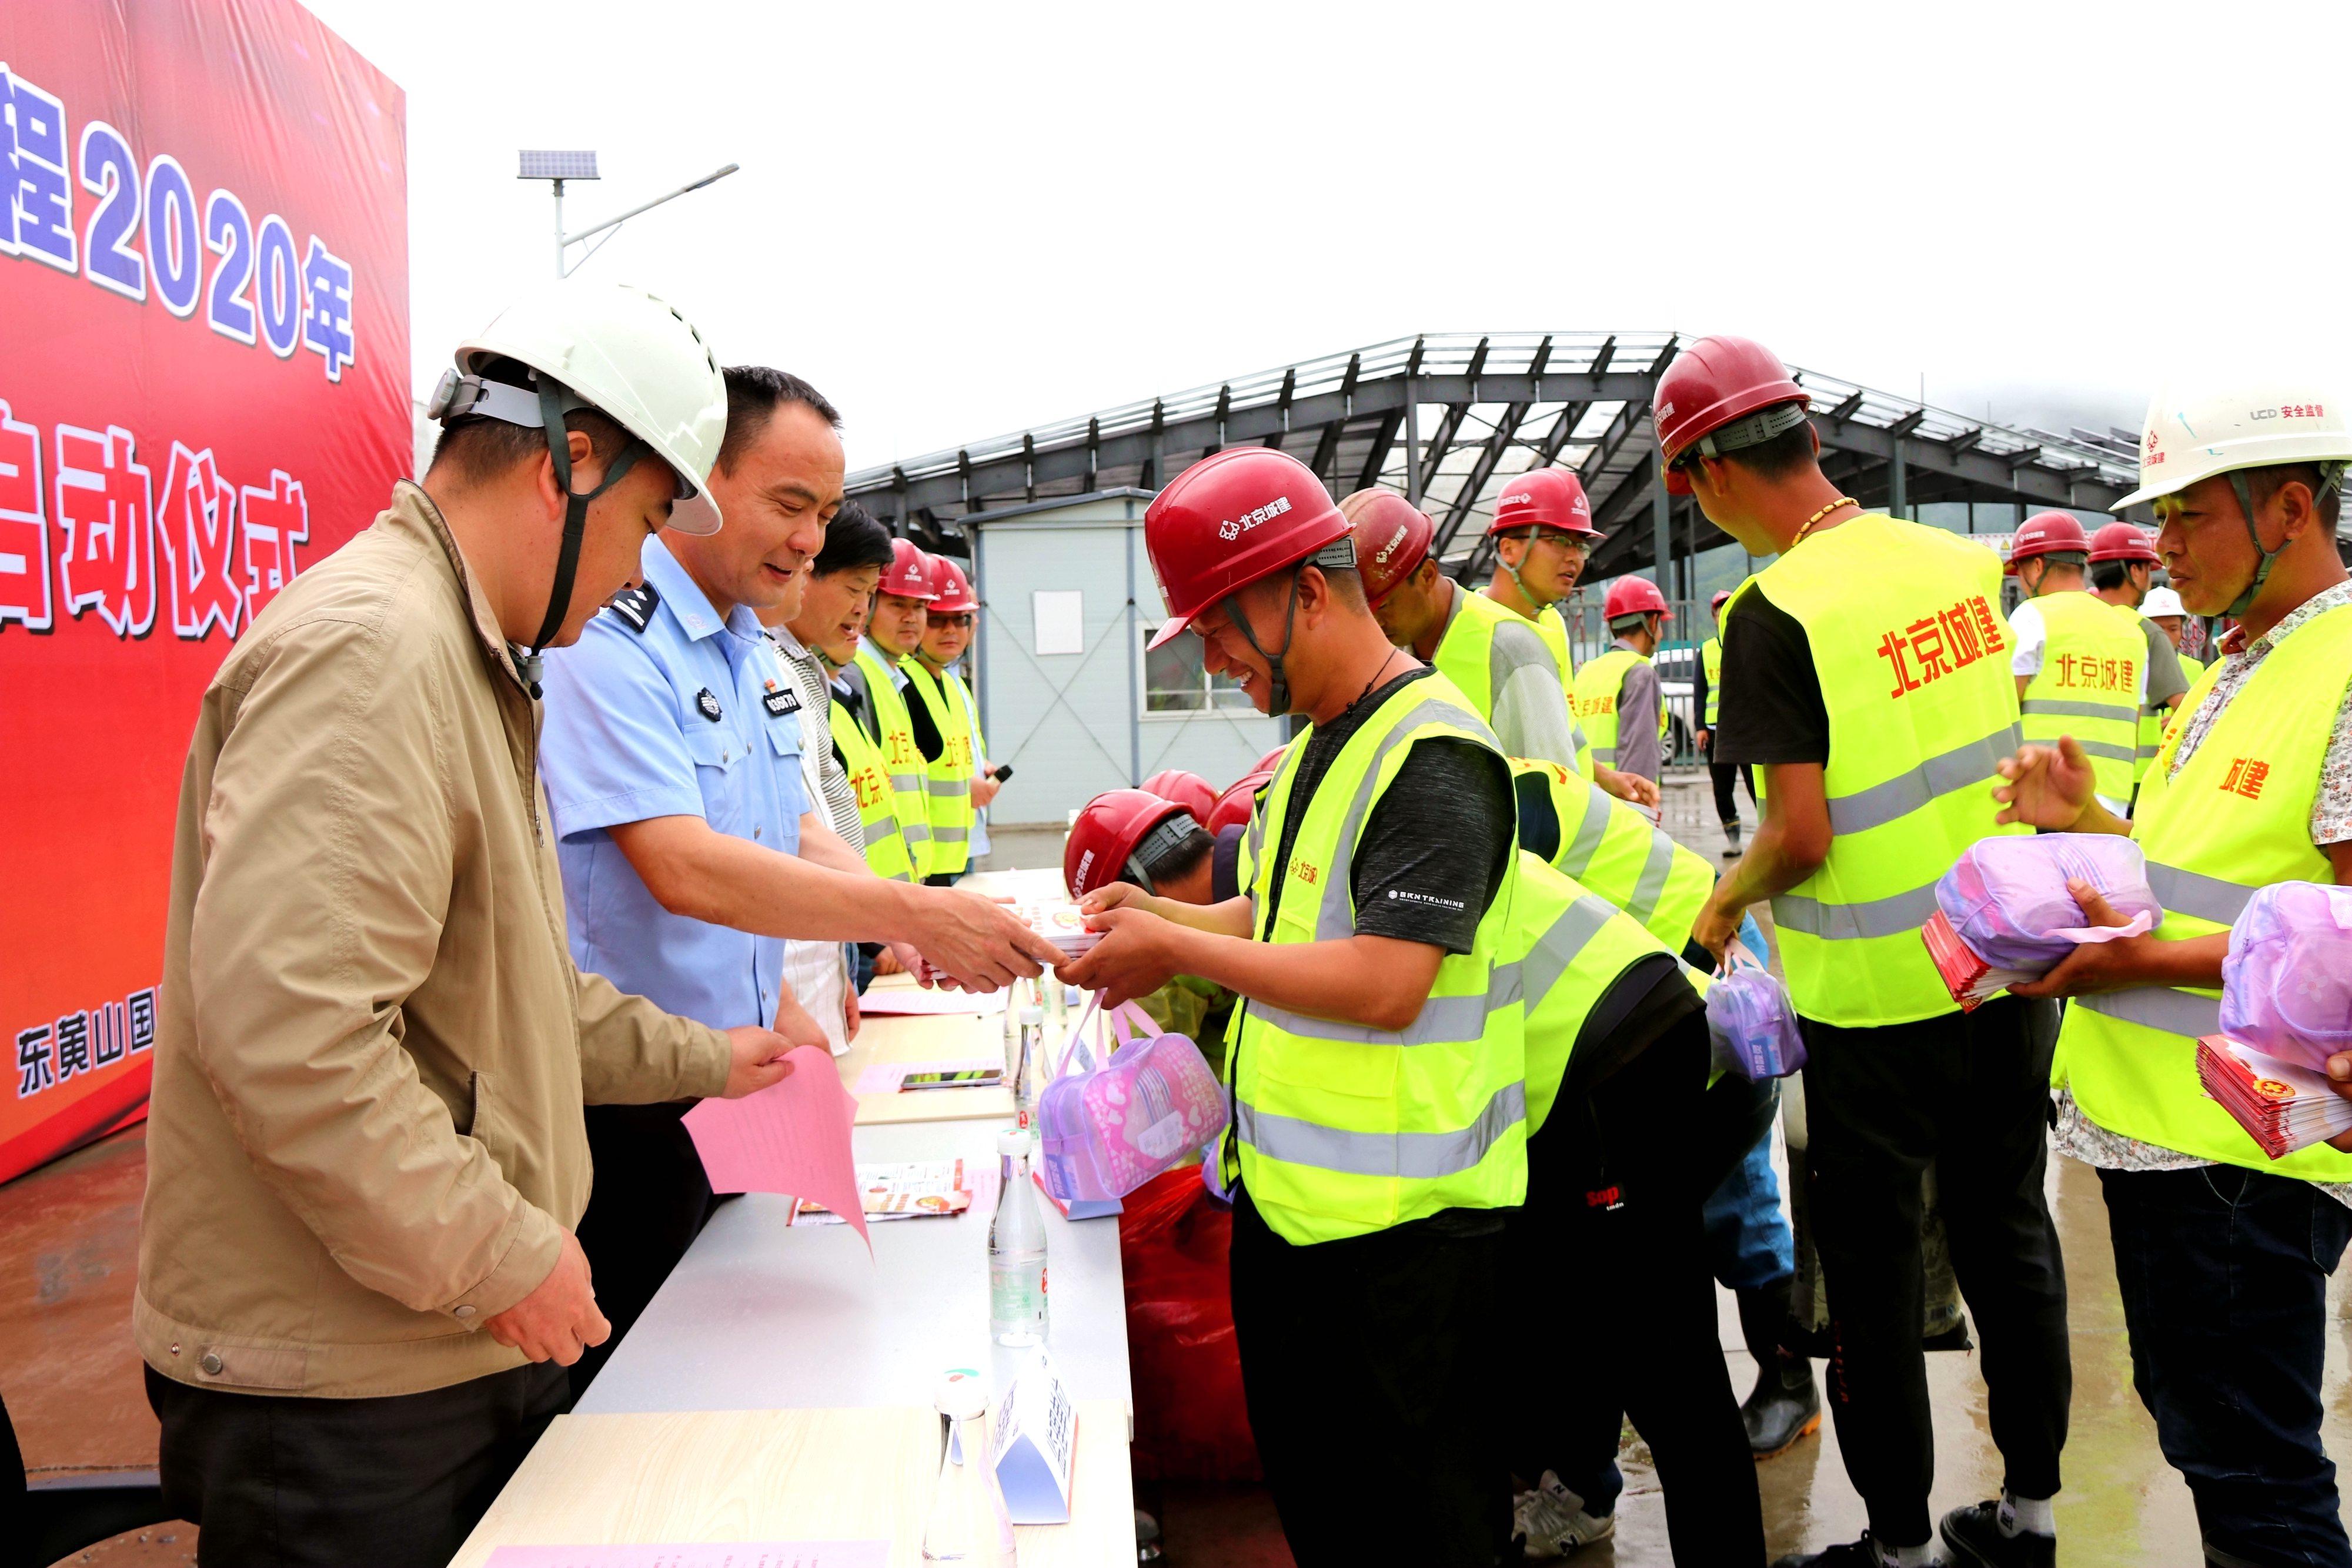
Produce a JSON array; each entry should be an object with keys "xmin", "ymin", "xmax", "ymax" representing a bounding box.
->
[
  {"xmin": 684, "ymin": 1045, "xmax": 868, "ymax": 1249},
  {"xmin": 485, "ymin": 1545, "xmax": 887, "ymax": 1568}
]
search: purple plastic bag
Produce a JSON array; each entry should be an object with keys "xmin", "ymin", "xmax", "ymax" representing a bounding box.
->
[
  {"xmin": 2221, "ymin": 881, "xmax": 2352, "ymax": 1073},
  {"xmin": 1934, "ymin": 833, "xmax": 2160, "ymax": 973},
  {"xmin": 1706, "ymin": 962, "xmax": 1806, "ymax": 1081},
  {"xmin": 1037, "ymin": 1001, "xmax": 1229, "ymax": 1204}
]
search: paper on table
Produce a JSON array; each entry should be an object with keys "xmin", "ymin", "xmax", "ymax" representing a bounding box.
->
[
  {"xmin": 684, "ymin": 1045, "xmax": 868, "ymax": 1249},
  {"xmin": 856, "ymin": 986, "xmax": 1010, "ymax": 1018},
  {"xmin": 485, "ymin": 1544, "xmax": 888, "ymax": 1568}
]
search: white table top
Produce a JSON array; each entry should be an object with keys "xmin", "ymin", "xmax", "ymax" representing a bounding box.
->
[{"xmin": 577, "ymin": 1116, "xmax": 1133, "ymax": 1427}]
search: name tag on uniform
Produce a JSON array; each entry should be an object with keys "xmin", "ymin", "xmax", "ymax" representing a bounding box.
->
[{"xmin": 763, "ymin": 684, "xmax": 801, "ymax": 718}]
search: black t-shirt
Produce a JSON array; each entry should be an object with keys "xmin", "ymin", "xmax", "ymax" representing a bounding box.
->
[
  {"xmin": 1710, "ymin": 584, "xmax": 1829, "ymax": 768},
  {"xmin": 901, "ymin": 670, "xmax": 946, "ymax": 763},
  {"xmin": 1260, "ymin": 667, "xmax": 1515, "ymax": 955}
]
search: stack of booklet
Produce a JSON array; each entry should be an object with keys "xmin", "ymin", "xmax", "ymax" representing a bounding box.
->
[{"xmin": 2197, "ymin": 1035, "xmax": 2352, "ymax": 1159}]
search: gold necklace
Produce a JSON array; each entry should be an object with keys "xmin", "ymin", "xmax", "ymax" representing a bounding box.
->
[{"xmin": 1790, "ymin": 496, "xmax": 1858, "ymax": 550}]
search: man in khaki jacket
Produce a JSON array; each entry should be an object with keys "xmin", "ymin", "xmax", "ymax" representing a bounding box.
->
[{"xmin": 136, "ymin": 283, "xmax": 829, "ymax": 1567}]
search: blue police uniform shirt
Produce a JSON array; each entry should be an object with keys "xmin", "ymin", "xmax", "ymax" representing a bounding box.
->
[{"xmin": 539, "ymin": 534, "xmax": 810, "ymax": 1032}]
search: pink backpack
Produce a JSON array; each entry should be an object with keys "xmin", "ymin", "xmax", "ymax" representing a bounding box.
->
[{"xmin": 1036, "ymin": 999, "xmax": 1229, "ymax": 1204}]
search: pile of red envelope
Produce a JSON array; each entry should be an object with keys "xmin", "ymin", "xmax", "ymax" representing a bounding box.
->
[
  {"xmin": 1922, "ymin": 909, "xmax": 2043, "ymax": 1012},
  {"xmin": 2197, "ymin": 1035, "xmax": 2352, "ymax": 1159}
]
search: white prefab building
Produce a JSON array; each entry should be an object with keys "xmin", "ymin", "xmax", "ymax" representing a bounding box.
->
[{"xmin": 961, "ymin": 489, "xmax": 1284, "ymax": 829}]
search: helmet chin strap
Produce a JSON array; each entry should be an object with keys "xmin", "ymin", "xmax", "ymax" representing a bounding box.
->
[
  {"xmin": 1221, "ymin": 567, "xmax": 1305, "ymax": 717},
  {"xmin": 2222, "ymin": 470, "xmax": 2288, "ymax": 620},
  {"xmin": 517, "ymin": 377, "xmax": 647, "ymax": 697}
]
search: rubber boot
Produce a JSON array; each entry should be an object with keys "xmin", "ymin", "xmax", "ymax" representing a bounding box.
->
[
  {"xmin": 1736, "ymin": 1279, "xmax": 1820, "ymax": 1459},
  {"xmin": 1722, "ymin": 819, "xmax": 1743, "ymax": 858}
]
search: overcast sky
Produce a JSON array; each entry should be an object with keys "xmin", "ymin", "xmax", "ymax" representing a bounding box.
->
[{"xmin": 305, "ymin": 0, "xmax": 2352, "ymax": 476}]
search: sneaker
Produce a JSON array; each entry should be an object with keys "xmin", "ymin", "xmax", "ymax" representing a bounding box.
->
[
  {"xmin": 1770, "ymin": 1538, "xmax": 1913, "ymax": 1568},
  {"xmin": 1742, "ymin": 1354, "xmax": 1822, "ymax": 1459},
  {"xmin": 1940, "ymin": 1501, "xmax": 2054, "ymax": 1568},
  {"xmin": 1722, "ymin": 821, "xmax": 1745, "ymax": 857},
  {"xmin": 1513, "ymin": 1472, "xmax": 1615, "ymax": 1560}
]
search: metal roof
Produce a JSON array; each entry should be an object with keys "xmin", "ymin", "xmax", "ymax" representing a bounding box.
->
[{"xmin": 846, "ymin": 332, "xmax": 2143, "ymax": 580}]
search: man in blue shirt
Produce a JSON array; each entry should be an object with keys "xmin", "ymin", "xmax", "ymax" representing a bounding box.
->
[{"xmin": 539, "ymin": 369, "xmax": 1056, "ymax": 1395}]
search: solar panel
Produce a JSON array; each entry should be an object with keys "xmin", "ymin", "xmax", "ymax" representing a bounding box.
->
[{"xmin": 517, "ymin": 150, "xmax": 599, "ymax": 180}]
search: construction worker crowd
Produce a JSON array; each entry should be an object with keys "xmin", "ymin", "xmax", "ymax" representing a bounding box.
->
[{"xmin": 132, "ymin": 268, "xmax": 2352, "ymax": 1568}]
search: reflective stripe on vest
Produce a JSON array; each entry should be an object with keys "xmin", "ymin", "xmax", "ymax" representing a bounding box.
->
[
  {"xmin": 828, "ymin": 697, "xmax": 914, "ymax": 881},
  {"xmin": 2019, "ymin": 592, "xmax": 2143, "ymax": 802},
  {"xmin": 1227, "ymin": 677, "xmax": 1528, "ymax": 1245},
  {"xmin": 2057, "ymin": 609, "xmax": 2352, "ymax": 1179},
  {"xmin": 899, "ymin": 657, "xmax": 976, "ymax": 876},
  {"xmin": 1702, "ymin": 636, "xmax": 1722, "ymax": 727},
  {"xmin": 1511, "ymin": 757, "xmax": 1712, "ymax": 952},
  {"xmin": 1738, "ymin": 517, "xmax": 2030, "ymax": 1026},
  {"xmin": 854, "ymin": 646, "xmax": 933, "ymax": 876}
]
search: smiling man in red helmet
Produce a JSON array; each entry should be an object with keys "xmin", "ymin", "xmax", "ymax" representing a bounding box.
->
[{"xmin": 1669, "ymin": 335, "xmax": 2068, "ymax": 1568}]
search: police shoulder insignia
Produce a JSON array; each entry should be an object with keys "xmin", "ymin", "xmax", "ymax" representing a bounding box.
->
[
  {"xmin": 606, "ymin": 582, "xmax": 660, "ymax": 633},
  {"xmin": 696, "ymin": 687, "xmax": 723, "ymax": 723}
]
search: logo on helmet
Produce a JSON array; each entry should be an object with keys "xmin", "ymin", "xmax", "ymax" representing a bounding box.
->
[
  {"xmin": 1218, "ymin": 494, "xmax": 1293, "ymax": 544},
  {"xmin": 1657, "ymin": 403, "xmax": 1676, "ymax": 421},
  {"xmin": 1375, "ymin": 524, "xmax": 1409, "ymax": 565},
  {"xmin": 1073, "ymin": 848, "xmax": 1096, "ymax": 889}
]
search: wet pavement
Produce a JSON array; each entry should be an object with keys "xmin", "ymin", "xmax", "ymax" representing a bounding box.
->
[{"xmin": 8, "ymin": 791, "xmax": 2347, "ymax": 1565}]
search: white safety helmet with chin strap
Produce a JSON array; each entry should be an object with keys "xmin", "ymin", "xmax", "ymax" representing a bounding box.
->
[
  {"xmin": 2139, "ymin": 585, "xmax": 2187, "ymax": 620},
  {"xmin": 425, "ymin": 279, "xmax": 729, "ymax": 691},
  {"xmin": 2113, "ymin": 385, "xmax": 2352, "ymax": 616}
]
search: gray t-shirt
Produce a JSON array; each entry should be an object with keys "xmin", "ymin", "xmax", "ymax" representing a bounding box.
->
[
  {"xmin": 2132, "ymin": 609, "xmax": 2190, "ymax": 712},
  {"xmin": 1611, "ymin": 640, "xmax": 1665, "ymax": 784}
]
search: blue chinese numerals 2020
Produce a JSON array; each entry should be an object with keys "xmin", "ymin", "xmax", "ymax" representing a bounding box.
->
[{"xmin": 1, "ymin": 63, "xmax": 356, "ymax": 382}]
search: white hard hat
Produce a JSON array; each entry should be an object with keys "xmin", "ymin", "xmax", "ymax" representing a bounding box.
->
[
  {"xmin": 2113, "ymin": 383, "xmax": 2352, "ymax": 511},
  {"xmin": 435, "ymin": 278, "xmax": 729, "ymax": 536},
  {"xmin": 2140, "ymin": 586, "xmax": 2187, "ymax": 618}
]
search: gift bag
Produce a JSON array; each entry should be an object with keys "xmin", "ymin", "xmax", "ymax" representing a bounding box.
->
[
  {"xmin": 1036, "ymin": 999, "xmax": 1228, "ymax": 1203},
  {"xmin": 2221, "ymin": 881, "xmax": 2352, "ymax": 1074}
]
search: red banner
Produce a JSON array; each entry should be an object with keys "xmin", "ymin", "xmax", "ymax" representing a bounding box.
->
[{"xmin": 0, "ymin": 1, "xmax": 408, "ymax": 1181}]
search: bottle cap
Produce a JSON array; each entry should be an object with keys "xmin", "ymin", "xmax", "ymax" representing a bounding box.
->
[
  {"xmin": 933, "ymin": 1368, "xmax": 989, "ymax": 1420},
  {"xmin": 995, "ymin": 1126, "xmax": 1030, "ymax": 1158},
  {"xmin": 1020, "ymin": 1005, "xmax": 1044, "ymax": 1027}
]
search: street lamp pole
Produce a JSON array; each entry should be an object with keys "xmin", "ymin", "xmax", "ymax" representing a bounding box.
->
[{"xmin": 519, "ymin": 151, "xmax": 741, "ymax": 278}]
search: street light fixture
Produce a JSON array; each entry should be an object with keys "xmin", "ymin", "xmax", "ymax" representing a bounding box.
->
[{"xmin": 517, "ymin": 149, "xmax": 740, "ymax": 278}]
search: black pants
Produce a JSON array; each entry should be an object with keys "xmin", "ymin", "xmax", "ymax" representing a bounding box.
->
[
  {"xmin": 1516, "ymin": 1014, "xmax": 1766, "ymax": 1566},
  {"xmin": 146, "ymin": 1360, "xmax": 567, "ymax": 1568},
  {"xmin": 1799, "ymin": 994, "xmax": 2070, "ymax": 1545},
  {"xmin": 1709, "ymin": 758, "xmax": 1754, "ymax": 823},
  {"xmin": 1230, "ymin": 1187, "xmax": 1509, "ymax": 1567},
  {"xmin": 923, "ymin": 871, "xmax": 959, "ymax": 887},
  {"xmin": 2103, "ymin": 1165, "xmax": 2352, "ymax": 1568},
  {"xmin": 569, "ymin": 1101, "xmax": 713, "ymax": 1402}
]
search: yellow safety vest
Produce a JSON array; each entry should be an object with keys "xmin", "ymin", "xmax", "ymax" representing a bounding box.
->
[
  {"xmin": 2141, "ymin": 648, "xmax": 2206, "ymax": 781},
  {"xmin": 1738, "ymin": 516, "xmax": 2028, "ymax": 1027},
  {"xmin": 1702, "ymin": 637, "xmax": 1723, "ymax": 728},
  {"xmin": 1572, "ymin": 647, "xmax": 1662, "ymax": 771},
  {"xmin": 1432, "ymin": 586, "xmax": 1592, "ymax": 777},
  {"xmin": 898, "ymin": 657, "xmax": 977, "ymax": 878},
  {"xmin": 1223, "ymin": 674, "xmax": 1529, "ymax": 1245},
  {"xmin": 828, "ymin": 693, "xmax": 914, "ymax": 881},
  {"xmin": 2019, "ymin": 591, "xmax": 2143, "ymax": 805},
  {"xmin": 2059, "ymin": 605, "xmax": 2352, "ymax": 1178},
  {"xmin": 1508, "ymin": 757, "xmax": 1714, "ymax": 954},
  {"xmin": 853, "ymin": 645, "xmax": 932, "ymax": 878},
  {"xmin": 1512, "ymin": 849, "xmax": 1676, "ymax": 1134}
]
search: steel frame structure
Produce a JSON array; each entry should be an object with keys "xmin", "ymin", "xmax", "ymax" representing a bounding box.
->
[{"xmin": 846, "ymin": 333, "xmax": 2145, "ymax": 586}]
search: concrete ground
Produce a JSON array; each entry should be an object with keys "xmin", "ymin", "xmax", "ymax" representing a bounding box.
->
[{"xmin": 8, "ymin": 784, "xmax": 2346, "ymax": 1566}]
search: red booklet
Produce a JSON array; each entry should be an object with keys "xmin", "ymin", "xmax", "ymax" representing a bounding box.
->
[{"xmin": 1921, "ymin": 909, "xmax": 2042, "ymax": 1012}]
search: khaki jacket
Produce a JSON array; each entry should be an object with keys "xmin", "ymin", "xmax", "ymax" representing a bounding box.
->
[{"xmin": 136, "ymin": 482, "xmax": 730, "ymax": 1399}]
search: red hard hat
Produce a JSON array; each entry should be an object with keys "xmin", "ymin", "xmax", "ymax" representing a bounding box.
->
[
  {"xmin": 928, "ymin": 556, "xmax": 978, "ymax": 613},
  {"xmin": 1341, "ymin": 489, "xmax": 1435, "ymax": 604},
  {"xmin": 1144, "ymin": 448, "xmax": 1353, "ymax": 650},
  {"xmin": 879, "ymin": 537, "xmax": 940, "ymax": 600},
  {"xmin": 1250, "ymin": 744, "xmax": 1288, "ymax": 777},
  {"xmin": 1489, "ymin": 467, "xmax": 1602, "ymax": 540},
  {"xmin": 2087, "ymin": 521, "xmax": 2160, "ymax": 566},
  {"xmin": 1065, "ymin": 789, "xmax": 1195, "ymax": 900},
  {"xmin": 1208, "ymin": 770, "xmax": 1273, "ymax": 837},
  {"xmin": 2005, "ymin": 511, "xmax": 2093, "ymax": 574},
  {"xmin": 1655, "ymin": 336, "xmax": 1811, "ymax": 496},
  {"xmin": 1710, "ymin": 589, "xmax": 1733, "ymax": 611},
  {"xmin": 1603, "ymin": 575, "xmax": 1669, "ymax": 621},
  {"xmin": 1139, "ymin": 768, "xmax": 1217, "ymax": 825}
]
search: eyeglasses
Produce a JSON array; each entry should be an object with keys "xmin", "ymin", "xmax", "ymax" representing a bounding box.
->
[{"xmin": 929, "ymin": 613, "xmax": 974, "ymax": 628}]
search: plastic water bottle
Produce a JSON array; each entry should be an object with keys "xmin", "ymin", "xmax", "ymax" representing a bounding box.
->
[
  {"xmin": 989, "ymin": 1128, "xmax": 1048, "ymax": 1347},
  {"xmin": 920, "ymin": 1373, "xmax": 1015, "ymax": 1565}
]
